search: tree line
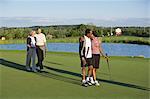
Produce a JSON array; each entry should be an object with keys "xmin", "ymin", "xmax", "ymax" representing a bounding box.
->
[{"xmin": 0, "ymin": 24, "xmax": 149, "ymax": 39}]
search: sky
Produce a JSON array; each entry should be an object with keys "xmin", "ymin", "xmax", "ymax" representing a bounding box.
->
[{"xmin": 0, "ymin": 0, "xmax": 149, "ymax": 27}]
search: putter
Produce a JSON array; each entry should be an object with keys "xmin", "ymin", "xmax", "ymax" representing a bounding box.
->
[{"xmin": 105, "ymin": 53, "xmax": 112, "ymax": 80}]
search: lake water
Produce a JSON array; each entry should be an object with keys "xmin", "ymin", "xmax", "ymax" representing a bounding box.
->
[{"xmin": 0, "ymin": 43, "xmax": 149, "ymax": 58}]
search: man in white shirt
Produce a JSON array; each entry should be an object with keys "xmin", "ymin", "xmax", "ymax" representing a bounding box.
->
[
  {"xmin": 79, "ymin": 29, "xmax": 94, "ymax": 87},
  {"xmin": 35, "ymin": 28, "xmax": 47, "ymax": 71}
]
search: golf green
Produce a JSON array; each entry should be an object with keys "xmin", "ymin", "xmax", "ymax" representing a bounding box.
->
[{"xmin": 0, "ymin": 50, "xmax": 149, "ymax": 99}]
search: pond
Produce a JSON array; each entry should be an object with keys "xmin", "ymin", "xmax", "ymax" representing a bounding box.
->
[{"xmin": 0, "ymin": 43, "xmax": 149, "ymax": 58}]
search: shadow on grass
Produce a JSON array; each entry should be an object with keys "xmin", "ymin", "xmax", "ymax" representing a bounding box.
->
[
  {"xmin": 0, "ymin": 58, "xmax": 80, "ymax": 86},
  {"xmin": 44, "ymin": 65, "xmax": 150, "ymax": 91},
  {"xmin": 36, "ymin": 71, "xmax": 80, "ymax": 85},
  {"xmin": 0, "ymin": 59, "xmax": 26, "ymax": 71},
  {"xmin": 45, "ymin": 61, "xmax": 64, "ymax": 66},
  {"xmin": 0, "ymin": 58, "xmax": 149, "ymax": 91}
]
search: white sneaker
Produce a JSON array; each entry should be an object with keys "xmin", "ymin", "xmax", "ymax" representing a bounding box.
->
[
  {"xmin": 95, "ymin": 80, "xmax": 100, "ymax": 86},
  {"xmin": 26, "ymin": 67, "xmax": 31, "ymax": 71},
  {"xmin": 82, "ymin": 80, "xmax": 88, "ymax": 87},
  {"xmin": 32, "ymin": 66, "xmax": 37, "ymax": 72},
  {"xmin": 36, "ymin": 66, "xmax": 41, "ymax": 71},
  {"xmin": 90, "ymin": 77, "xmax": 95, "ymax": 85},
  {"xmin": 86, "ymin": 77, "xmax": 90, "ymax": 81},
  {"xmin": 86, "ymin": 77, "xmax": 92, "ymax": 86},
  {"xmin": 86, "ymin": 81, "xmax": 92, "ymax": 86}
]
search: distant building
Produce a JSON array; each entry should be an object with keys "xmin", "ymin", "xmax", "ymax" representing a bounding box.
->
[
  {"xmin": 110, "ymin": 32, "xmax": 113, "ymax": 36},
  {"xmin": 1, "ymin": 37, "xmax": 6, "ymax": 40},
  {"xmin": 115, "ymin": 28, "xmax": 122, "ymax": 36}
]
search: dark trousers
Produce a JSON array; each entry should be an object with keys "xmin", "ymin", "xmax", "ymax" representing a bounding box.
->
[{"xmin": 36, "ymin": 47, "xmax": 44, "ymax": 69}]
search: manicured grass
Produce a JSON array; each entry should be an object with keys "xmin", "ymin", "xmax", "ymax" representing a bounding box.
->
[
  {"xmin": 102, "ymin": 36, "xmax": 150, "ymax": 45},
  {"xmin": 0, "ymin": 50, "xmax": 150, "ymax": 99},
  {"xmin": 0, "ymin": 36, "xmax": 149, "ymax": 45},
  {"xmin": 0, "ymin": 39, "xmax": 26, "ymax": 44}
]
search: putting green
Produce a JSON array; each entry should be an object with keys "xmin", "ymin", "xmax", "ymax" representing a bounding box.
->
[{"xmin": 0, "ymin": 50, "xmax": 149, "ymax": 99}]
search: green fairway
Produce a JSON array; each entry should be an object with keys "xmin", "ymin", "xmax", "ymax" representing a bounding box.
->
[{"xmin": 0, "ymin": 50, "xmax": 150, "ymax": 99}]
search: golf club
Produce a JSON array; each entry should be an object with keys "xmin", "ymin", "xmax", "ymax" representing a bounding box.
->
[{"xmin": 105, "ymin": 53, "xmax": 112, "ymax": 80}]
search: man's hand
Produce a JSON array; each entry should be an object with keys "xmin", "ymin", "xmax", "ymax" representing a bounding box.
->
[
  {"xmin": 79, "ymin": 37, "xmax": 84, "ymax": 42},
  {"xmin": 27, "ymin": 44, "xmax": 31, "ymax": 47},
  {"xmin": 104, "ymin": 55, "xmax": 109, "ymax": 60},
  {"xmin": 81, "ymin": 57, "xmax": 86, "ymax": 65},
  {"xmin": 45, "ymin": 46, "xmax": 48, "ymax": 51}
]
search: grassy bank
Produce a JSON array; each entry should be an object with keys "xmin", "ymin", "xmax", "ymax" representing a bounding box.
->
[
  {"xmin": 102, "ymin": 36, "xmax": 150, "ymax": 45},
  {"xmin": 0, "ymin": 50, "xmax": 149, "ymax": 99},
  {"xmin": 0, "ymin": 36, "xmax": 149, "ymax": 45}
]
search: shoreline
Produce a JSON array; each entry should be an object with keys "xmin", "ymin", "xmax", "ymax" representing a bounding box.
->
[
  {"xmin": 0, "ymin": 50, "xmax": 149, "ymax": 59},
  {"xmin": 0, "ymin": 36, "xmax": 149, "ymax": 45}
]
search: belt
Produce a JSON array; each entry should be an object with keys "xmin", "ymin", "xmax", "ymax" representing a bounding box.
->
[{"xmin": 36, "ymin": 45, "xmax": 45, "ymax": 47}]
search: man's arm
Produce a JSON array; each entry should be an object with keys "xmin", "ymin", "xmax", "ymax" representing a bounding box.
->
[
  {"xmin": 99, "ymin": 42, "xmax": 108, "ymax": 58},
  {"xmin": 27, "ymin": 37, "xmax": 31, "ymax": 47},
  {"xmin": 79, "ymin": 37, "xmax": 87, "ymax": 65},
  {"xmin": 43, "ymin": 34, "xmax": 48, "ymax": 52},
  {"xmin": 79, "ymin": 37, "xmax": 85, "ymax": 57}
]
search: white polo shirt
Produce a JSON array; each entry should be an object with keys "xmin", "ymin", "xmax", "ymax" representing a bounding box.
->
[
  {"xmin": 35, "ymin": 33, "xmax": 46, "ymax": 46},
  {"xmin": 84, "ymin": 35, "xmax": 92, "ymax": 58},
  {"xmin": 30, "ymin": 36, "xmax": 36, "ymax": 47}
]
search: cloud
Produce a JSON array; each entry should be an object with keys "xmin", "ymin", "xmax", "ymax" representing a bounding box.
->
[{"xmin": 0, "ymin": 17, "xmax": 149, "ymax": 27}]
